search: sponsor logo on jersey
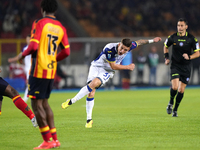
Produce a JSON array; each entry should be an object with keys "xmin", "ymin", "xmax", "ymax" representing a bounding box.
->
[
  {"xmin": 108, "ymin": 54, "xmax": 111, "ymax": 59},
  {"xmin": 164, "ymin": 39, "xmax": 168, "ymax": 44},
  {"xmin": 178, "ymin": 39, "xmax": 186, "ymax": 42}
]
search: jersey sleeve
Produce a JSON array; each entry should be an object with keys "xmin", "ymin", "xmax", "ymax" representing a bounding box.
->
[
  {"xmin": 56, "ymin": 27, "xmax": 70, "ymax": 61},
  {"xmin": 164, "ymin": 35, "xmax": 173, "ymax": 48},
  {"xmin": 104, "ymin": 48, "xmax": 115, "ymax": 62},
  {"xmin": 30, "ymin": 20, "xmax": 42, "ymax": 44},
  {"xmin": 22, "ymin": 20, "xmax": 39, "ymax": 57},
  {"xmin": 30, "ymin": 21, "xmax": 36, "ymax": 38},
  {"xmin": 59, "ymin": 27, "xmax": 70, "ymax": 50},
  {"xmin": 192, "ymin": 37, "xmax": 200, "ymax": 52},
  {"xmin": 130, "ymin": 41, "xmax": 138, "ymax": 50}
]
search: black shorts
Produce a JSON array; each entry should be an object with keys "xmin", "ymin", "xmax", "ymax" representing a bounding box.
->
[
  {"xmin": 170, "ymin": 63, "xmax": 191, "ymax": 84},
  {"xmin": 0, "ymin": 77, "xmax": 9, "ymax": 100},
  {"xmin": 28, "ymin": 76, "xmax": 54, "ymax": 99}
]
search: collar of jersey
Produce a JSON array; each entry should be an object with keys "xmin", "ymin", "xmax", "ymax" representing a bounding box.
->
[
  {"xmin": 177, "ymin": 32, "xmax": 188, "ymax": 37},
  {"xmin": 115, "ymin": 45, "xmax": 118, "ymax": 54},
  {"xmin": 45, "ymin": 15, "xmax": 56, "ymax": 19}
]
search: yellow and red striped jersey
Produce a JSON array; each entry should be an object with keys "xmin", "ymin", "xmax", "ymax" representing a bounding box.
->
[{"xmin": 29, "ymin": 15, "xmax": 70, "ymax": 79}]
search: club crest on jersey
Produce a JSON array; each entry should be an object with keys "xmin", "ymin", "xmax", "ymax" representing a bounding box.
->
[
  {"xmin": 179, "ymin": 42, "xmax": 183, "ymax": 47},
  {"xmin": 108, "ymin": 54, "xmax": 111, "ymax": 59},
  {"xmin": 132, "ymin": 42, "xmax": 136, "ymax": 46}
]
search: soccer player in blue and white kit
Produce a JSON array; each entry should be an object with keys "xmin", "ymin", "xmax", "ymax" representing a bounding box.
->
[
  {"xmin": 62, "ymin": 37, "xmax": 162, "ymax": 128},
  {"xmin": 22, "ymin": 34, "xmax": 31, "ymax": 102}
]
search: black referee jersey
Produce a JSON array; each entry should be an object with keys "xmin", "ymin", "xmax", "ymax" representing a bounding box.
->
[{"xmin": 164, "ymin": 32, "xmax": 199, "ymax": 65}]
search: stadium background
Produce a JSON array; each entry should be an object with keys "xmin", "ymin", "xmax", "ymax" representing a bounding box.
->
[{"xmin": 0, "ymin": 0, "xmax": 200, "ymax": 89}]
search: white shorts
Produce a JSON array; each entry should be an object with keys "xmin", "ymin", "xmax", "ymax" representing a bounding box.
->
[{"xmin": 87, "ymin": 66, "xmax": 114, "ymax": 87}]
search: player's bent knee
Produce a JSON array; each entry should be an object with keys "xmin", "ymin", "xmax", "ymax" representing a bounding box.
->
[
  {"xmin": 171, "ymin": 85, "xmax": 178, "ymax": 90},
  {"xmin": 4, "ymin": 85, "xmax": 19, "ymax": 98},
  {"xmin": 88, "ymin": 91, "xmax": 95, "ymax": 97},
  {"xmin": 178, "ymin": 88, "xmax": 185, "ymax": 93},
  {"xmin": 89, "ymin": 77, "xmax": 103, "ymax": 89},
  {"xmin": 95, "ymin": 77, "xmax": 103, "ymax": 89}
]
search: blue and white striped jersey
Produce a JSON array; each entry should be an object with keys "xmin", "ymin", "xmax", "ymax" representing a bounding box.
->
[{"xmin": 91, "ymin": 41, "xmax": 138, "ymax": 71}]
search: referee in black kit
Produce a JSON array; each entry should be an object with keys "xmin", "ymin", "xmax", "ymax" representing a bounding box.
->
[{"xmin": 164, "ymin": 18, "xmax": 200, "ymax": 117}]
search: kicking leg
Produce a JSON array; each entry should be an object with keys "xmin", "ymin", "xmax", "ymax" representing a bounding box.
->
[
  {"xmin": 4, "ymin": 84, "xmax": 36, "ymax": 126},
  {"xmin": 61, "ymin": 78, "xmax": 101, "ymax": 109}
]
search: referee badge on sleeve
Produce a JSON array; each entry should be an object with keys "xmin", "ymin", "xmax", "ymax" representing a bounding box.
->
[
  {"xmin": 196, "ymin": 43, "xmax": 199, "ymax": 49},
  {"xmin": 164, "ymin": 39, "xmax": 168, "ymax": 44}
]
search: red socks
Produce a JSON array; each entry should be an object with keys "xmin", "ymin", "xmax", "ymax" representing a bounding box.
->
[
  {"xmin": 39, "ymin": 126, "xmax": 53, "ymax": 142},
  {"xmin": 50, "ymin": 127, "xmax": 58, "ymax": 141},
  {"xmin": 12, "ymin": 95, "xmax": 35, "ymax": 120}
]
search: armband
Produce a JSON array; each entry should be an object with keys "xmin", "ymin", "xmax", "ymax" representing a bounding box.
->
[
  {"xmin": 189, "ymin": 55, "xmax": 191, "ymax": 60},
  {"xmin": 164, "ymin": 53, "xmax": 169, "ymax": 59},
  {"xmin": 148, "ymin": 39, "xmax": 154, "ymax": 43}
]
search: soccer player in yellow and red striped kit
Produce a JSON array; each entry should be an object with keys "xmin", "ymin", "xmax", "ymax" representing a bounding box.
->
[{"xmin": 8, "ymin": 0, "xmax": 70, "ymax": 149}]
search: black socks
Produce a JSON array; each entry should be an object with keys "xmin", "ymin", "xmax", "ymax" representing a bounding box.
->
[
  {"xmin": 173, "ymin": 92, "xmax": 184, "ymax": 111},
  {"xmin": 170, "ymin": 88, "xmax": 177, "ymax": 105},
  {"xmin": 68, "ymin": 100, "xmax": 72, "ymax": 105}
]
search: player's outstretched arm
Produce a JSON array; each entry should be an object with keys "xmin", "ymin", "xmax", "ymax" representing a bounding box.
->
[
  {"xmin": 136, "ymin": 37, "xmax": 162, "ymax": 46},
  {"xmin": 8, "ymin": 52, "xmax": 24, "ymax": 63},
  {"xmin": 8, "ymin": 41, "xmax": 38, "ymax": 63},
  {"xmin": 153, "ymin": 37, "xmax": 162, "ymax": 43},
  {"xmin": 109, "ymin": 62, "xmax": 135, "ymax": 71}
]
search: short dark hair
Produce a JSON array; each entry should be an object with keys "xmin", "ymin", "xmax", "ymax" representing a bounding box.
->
[
  {"xmin": 41, "ymin": 0, "xmax": 58, "ymax": 13},
  {"xmin": 178, "ymin": 18, "xmax": 188, "ymax": 25},
  {"xmin": 121, "ymin": 39, "xmax": 132, "ymax": 47}
]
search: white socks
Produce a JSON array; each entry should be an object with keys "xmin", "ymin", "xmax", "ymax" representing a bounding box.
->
[
  {"xmin": 71, "ymin": 85, "xmax": 93, "ymax": 103},
  {"xmin": 86, "ymin": 97, "xmax": 94, "ymax": 120},
  {"xmin": 70, "ymin": 85, "xmax": 94, "ymax": 120}
]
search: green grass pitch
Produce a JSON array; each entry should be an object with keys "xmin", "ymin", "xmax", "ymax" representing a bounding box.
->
[{"xmin": 0, "ymin": 88, "xmax": 200, "ymax": 150}]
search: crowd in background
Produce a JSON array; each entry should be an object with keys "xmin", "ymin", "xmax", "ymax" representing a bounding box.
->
[
  {"xmin": 1, "ymin": 0, "xmax": 200, "ymax": 88},
  {"xmin": 0, "ymin": 0, "xmax": 39, "ymax": 38},
  {"xmin": 67, "ymin": 0, "xmax": 200, "ymax": 37},
  {"xmin": 1, "ymin": 0, "xmax": 200, "ymax": 38}
]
